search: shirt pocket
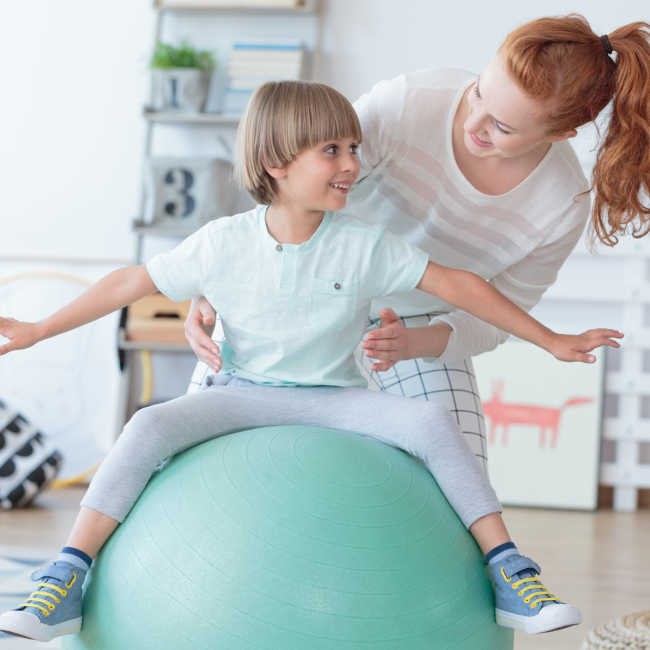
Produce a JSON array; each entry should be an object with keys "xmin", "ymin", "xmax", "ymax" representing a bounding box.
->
[{"xmin": 310, "ymin": 276, "xmax": 360, "ymax": 326}]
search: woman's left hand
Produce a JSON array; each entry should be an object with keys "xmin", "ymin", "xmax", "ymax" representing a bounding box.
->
[
  {"xmin": 547, "ymin": 329, "xmax": 624, "ymax": 363},
  {"xmin": 361, "ymin": 309, "xmax": 454, "ymax": 371},
  {"xmin": 360, "ymin": 308, "xmax": 410, "ymax": 372}
]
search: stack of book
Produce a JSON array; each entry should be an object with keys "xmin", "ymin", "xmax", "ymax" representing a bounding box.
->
[{"xmin": 223, "ymin": 40, "xmax": 305, "ymax": 114}]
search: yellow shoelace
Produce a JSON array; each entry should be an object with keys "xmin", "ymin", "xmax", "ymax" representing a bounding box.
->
[
  {"xmin": 19, "ymin": 572, "xmax": 76, "ymax": 617},
  {"xmin": 501, "ymin": 567, "xmax": 560, "ymax": 609}
]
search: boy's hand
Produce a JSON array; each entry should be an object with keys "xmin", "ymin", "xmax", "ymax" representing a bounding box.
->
[
  {"xmin": 547, "ymin": 329, "xmax": 623, "ymax": 363},
  {"xmin": 185, "ymin": 297, "xmax": 222, "ymax": 372},
  {"xmin": 0, "ymin": 318, "xmax": 42, "ymax": 355}
]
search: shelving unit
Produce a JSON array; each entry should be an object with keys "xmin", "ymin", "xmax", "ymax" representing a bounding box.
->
[
  {"xmin": 134, "ymin": 0, "xmax": 321, "ymax": 248},
  {"xmin": 113, "ymin": 1, "xmax": 321, "ymax": 437}
]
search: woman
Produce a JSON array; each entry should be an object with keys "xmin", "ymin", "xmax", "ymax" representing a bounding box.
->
[{"xmin": 184, "ymin": 15, "xmax": 650, "ymax": 471}]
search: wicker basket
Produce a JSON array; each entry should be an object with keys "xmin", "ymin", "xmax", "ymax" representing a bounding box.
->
[{"xmin": 583, "ymin": 611, "xmax": 650, "ymax": 649}]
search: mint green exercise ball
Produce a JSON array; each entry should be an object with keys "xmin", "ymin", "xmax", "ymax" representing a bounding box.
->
[{"xmin": 63, "ymin": 426, "xmax": 513, "ymax": 650}]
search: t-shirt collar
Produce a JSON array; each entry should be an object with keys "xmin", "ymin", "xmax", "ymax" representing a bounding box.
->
[{"xmin": 258, "ymin": 204, "xmax": 331, "ymax": 252}]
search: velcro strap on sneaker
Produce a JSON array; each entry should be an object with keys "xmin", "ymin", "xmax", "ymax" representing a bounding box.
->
[
  {"xmin": 500, "ymin": 555, "xmax": 541, "ymax": 579},
  {"xmin": 30, "ymin": 564, "xmax": 74, "ymax": 584}
]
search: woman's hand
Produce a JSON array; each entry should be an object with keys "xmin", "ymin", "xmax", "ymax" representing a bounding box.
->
[
  {"xmin": 185, "ymin": 297, "xmax": 222, "ymax": 372},
  {"xmin": 546, "ymin": 329, "xmax": 623, "ymax": 363},
  {"xmin": 360, "ymin": 308, "xmax": 453, "ymax": 371},
  {"xmin": 360, "ymin": 309, "xmax": 408, "ymax": 372},
  {"xmin": 0, "ymin": 318, "xmax": 42, "ymax": 355}
]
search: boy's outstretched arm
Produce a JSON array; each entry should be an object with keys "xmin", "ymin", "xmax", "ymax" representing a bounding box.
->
[
  {"xmin": 0, "ymin": 266, "xmax": 157, "ymax": 355},
  {"xmin": 417, "ymin": 262, "xmax": 623, "ymax": 362}
]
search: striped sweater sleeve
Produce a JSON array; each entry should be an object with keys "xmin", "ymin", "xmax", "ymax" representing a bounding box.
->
[{"xmin": 432, "ymin": 197, "xmax": 589, "ymax": 362}]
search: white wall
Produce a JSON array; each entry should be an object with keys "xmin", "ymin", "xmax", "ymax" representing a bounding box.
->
[
  {"xmin": 318, "ymin": 1, "xmax": 646, "ymax": 103},
  {"xmin": 0, "ymin": 1, "xmax": 154, "ymax": 264}
]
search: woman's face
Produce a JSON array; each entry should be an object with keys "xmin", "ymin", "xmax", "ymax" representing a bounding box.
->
[{"xmin": 462, "ymin": 53, "xmax": 574, "ymax": 160}]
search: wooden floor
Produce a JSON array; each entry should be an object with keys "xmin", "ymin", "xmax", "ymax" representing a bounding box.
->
[{"xmin": 1, "ymin": 486, "xmax": 649, "ymax": 650}]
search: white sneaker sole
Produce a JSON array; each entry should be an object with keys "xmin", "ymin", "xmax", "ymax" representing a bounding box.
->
[
  {"xmin": 0, "ymin": 609, "xmax": 81, "ymax": 642},
  {"xmin": 496, "ymin": 604, "xmax": 582, "ymax": 634}
]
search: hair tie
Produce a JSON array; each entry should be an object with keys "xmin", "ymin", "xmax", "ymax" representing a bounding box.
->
[{"xmin": 600, "ymin": 34, "xmax": 613, "ymax": 55}]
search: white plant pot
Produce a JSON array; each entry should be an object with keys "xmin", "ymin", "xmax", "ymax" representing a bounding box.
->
[{"xmin": 151, "ymin": 68, "xmax": 211, "ymax": 113}]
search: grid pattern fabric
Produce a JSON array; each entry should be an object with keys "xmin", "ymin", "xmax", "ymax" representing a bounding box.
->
[{"xmin": 355, "ymin": 314, "xmax": 488, "ymax": 471}]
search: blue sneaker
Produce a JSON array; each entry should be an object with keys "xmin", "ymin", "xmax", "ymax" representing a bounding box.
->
[
  {"xmin": 0, "ymin": 561, "xmax": 85, "ymax": 641},
  {"xmin": 488, "ymin": 554, "xmax": 581, "ymax": 634}
]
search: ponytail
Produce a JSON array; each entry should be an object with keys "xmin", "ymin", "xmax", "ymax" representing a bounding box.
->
[
  {"xmin": 592, "ymin": 22, "xmax": 650, "ymax": 245},
  {"xmin": 500, "ymin": 16, "xmax": 650, "ymax": 246}
]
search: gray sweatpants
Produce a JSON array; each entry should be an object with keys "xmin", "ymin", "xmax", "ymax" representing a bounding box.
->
[{"xmin": 81, "ymin": 377, "xmax": 501, "ymax": 528}]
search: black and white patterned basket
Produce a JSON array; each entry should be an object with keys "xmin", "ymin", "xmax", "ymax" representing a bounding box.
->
[{"xmin": 0, "ymin": 398, "xmax": 63, "ymax": 509}]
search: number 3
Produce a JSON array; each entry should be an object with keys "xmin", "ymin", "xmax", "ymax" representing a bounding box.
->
[{"xmin": 163, "ymin": 168, "xmax": 196, "ymax": 218}]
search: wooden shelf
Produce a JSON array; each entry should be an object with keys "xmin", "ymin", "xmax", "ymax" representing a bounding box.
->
[
  {"xmin": 153, "ymin": 2, "xmax": 317, "ymax": 14},
  {"xmin": 132, "ymin": 219, "xmax": 197, "ymax": 238},
  {"xmin": 143, "ymin": 108, "xmax": 241, "ymax": 125},
  {"xmin": 118, "ymin": 329, "xmax": 191, "ymax": 352}
]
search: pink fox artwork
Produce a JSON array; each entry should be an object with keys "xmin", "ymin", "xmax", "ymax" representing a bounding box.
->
[{"xmin": 482, "ymin": 381, "xmax": 593, "ymax": 448}]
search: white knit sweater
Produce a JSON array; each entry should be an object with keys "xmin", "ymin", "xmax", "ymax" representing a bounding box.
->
[{"xmin": 344, "ymin": 68, "xmax": 590, "ymax": 362}]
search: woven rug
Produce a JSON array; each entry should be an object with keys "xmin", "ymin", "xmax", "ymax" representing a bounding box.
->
[{"xmin": 583, "ymin": 611, "xmax": 650, "ymax": 649}]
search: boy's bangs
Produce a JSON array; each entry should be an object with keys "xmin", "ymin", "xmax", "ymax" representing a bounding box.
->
[{"xmin": 290, "ymin": 86, "xmax": 363, "ymax": 152}]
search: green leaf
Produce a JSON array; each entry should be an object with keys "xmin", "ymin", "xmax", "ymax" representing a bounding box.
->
[{"xmin": 150, "ymin": 40, "xmax": 215, "ymax": 70}]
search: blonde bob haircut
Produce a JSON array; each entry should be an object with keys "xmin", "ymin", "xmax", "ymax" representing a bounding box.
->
[{"xmin": 235, "ymin": 81, "xmax": 363, "ymax": 205}]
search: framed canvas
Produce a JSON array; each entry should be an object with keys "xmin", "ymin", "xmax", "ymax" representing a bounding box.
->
[{"xmin": 473, "ymin": 340, "xmax": 605, "ymax": 510}]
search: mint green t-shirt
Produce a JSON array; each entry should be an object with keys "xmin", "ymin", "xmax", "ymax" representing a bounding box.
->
[{"xmin": 146, "ymin": 205, "xmax": 429, "ymax": 387}]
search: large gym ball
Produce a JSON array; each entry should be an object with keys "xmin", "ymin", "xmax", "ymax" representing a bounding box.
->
[{"xmin": 63, "ymin": 426, "xmax": 513, "ymax": 650}]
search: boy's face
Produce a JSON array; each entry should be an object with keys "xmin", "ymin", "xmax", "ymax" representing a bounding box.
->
[{"xmin": 278, "ymin": 137, "xmax": 361, "ymax": 212}]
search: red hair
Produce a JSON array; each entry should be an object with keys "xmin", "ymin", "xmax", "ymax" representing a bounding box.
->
[{"xmin": 500, "ymin": 15, "xmax": 650, "ymax": 246}]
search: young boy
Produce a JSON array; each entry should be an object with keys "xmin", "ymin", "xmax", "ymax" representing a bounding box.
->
[{"xmin": 0, "ymin": 81, "xmax": 621, "ymax": 641}]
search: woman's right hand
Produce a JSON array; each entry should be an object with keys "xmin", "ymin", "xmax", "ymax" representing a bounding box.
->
[
  {"xmin": 0, "ymin": 318, "xmax": 42, "ymax": 355},
  {"xmin": 185, "ymin": 297, "xmax": 222, "ymax": 372}
]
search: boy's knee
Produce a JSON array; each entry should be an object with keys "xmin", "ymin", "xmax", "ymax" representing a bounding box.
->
[
  {"xmin": 409, "ymin": 401, "xmax": 454, "ymax": 429},
  {"xmin": 404, "ymin": 403, "xmax": 455, "ymax": 451},
  {"xmin": 116, "ymin": 405, "xmax": 173, "ymax": 466},
  {"xmin": 123, "ymin": 405, "xmax": 168, "ymax": 441}
]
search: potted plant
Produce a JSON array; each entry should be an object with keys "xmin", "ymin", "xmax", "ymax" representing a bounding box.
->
[{"xmin": 150, "ymin": 40, "xmax": 216, "ymax": 113}]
